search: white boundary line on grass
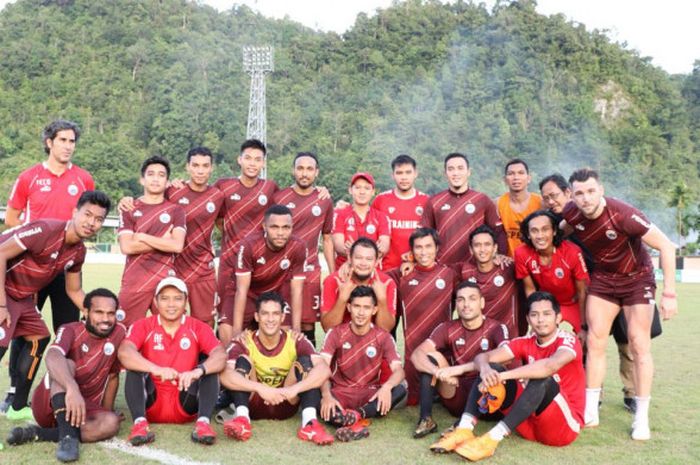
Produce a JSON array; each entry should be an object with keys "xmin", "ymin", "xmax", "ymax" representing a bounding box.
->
[{"xmin": 100, "ymin": 438, "xmax": 221, "ymax": 465}]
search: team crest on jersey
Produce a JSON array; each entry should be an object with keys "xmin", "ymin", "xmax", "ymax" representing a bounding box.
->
[
  {"xmin": 555, "ymin": 267, "xmax": 564, "ymax": 279},
  {"xmin": 575, "ymin": 224, "xmax": 584, "ymax": 231},
  {"xmin": 64, "ymin": 260, "xmax": 75, "ymax": 271},
  {"xmin": 605, "ymin": 229, "xmax": 618, "ymax": 240},
  {"xmin": 0, "ymin": 328, "xmax": 5, "ymax": 340},
  {"xmin": 388, "ymin": 207, "xmax": 396, "ymax": 214},
  {"xmin": 81, "ymin": 343, "xmax": 89, "ymax": 353},
  {"xmin": 180, "ymin": 337, "xmax": 191, "ymax": 350},
  {"xmin": 159, "ymin": 212, "xmax": 171, "ymax": 223},
  {"xmin": 258, "ymin": 194, "xmax": 268, "ymax": 206},
  {"xmin": 493, "ymin": 275, "xmax": 504, "ymax": 287},
  {"xmin": 455, "ymin": 338, "xmax": 465, "ymax": 346},
  {"xmin": 231, "ymin": 194, "xmax": 241, "ymax": 201},
  {"xmin": 133, "ymin": 210, "xmax": 143, "ymax": 217},
  {"xmin": 408, "ymin": 279, "xmax": 419, "ymax": 286},
  {"xmin": 116, "ymin": 309, "xmax": 126, "ymax": 322},
  {"xmin": 257, "ymin": 257, "xmax": 266, "ymax": 265},
  {"xmin": 366, "ymin": 224, "xmax": 376, "ymax": 234},
  {"xmin": 465, "ymin": 203, "xmax": 476, "ymax": 214},
  {"xmin": 342, "ymin": 342, "xmax": 351, "ymax": 350},
  {"xmin": 415, "ymin": 206, "xmax": 423, "ymax": 216},
  {"xmin": 206, "ymin": 201, "xmax": 216, "ymax": 213},
  {"xmin": 178, "ymin": 197, "xmax": 190, "ymax": 205},
  {"xmin": 312, "ymin": 205, "xmax": 322, "ymax": 217},
  {"xmin": 366, "ymin": 346, "xmax": 377, "ymax": 358},
  {"xmin": 286, "ymin": 202, "xmax": 296, "ymax": 209},
  {"xmin": 435, "ymin": 279, "xmax": 446, "ymax": 289},
  {"xmin": 280, "ymin": 259, "xmax": 290, "ymax": 270},
  {"xmin": 67, "ymin": 184, "xmax": 79, "ymax": 196},
  {"xmin": 440, "ymin": 204, "xmax": 451, "ymax": 211},
  {"xmin": 103, "ymin": 342, "xmax": 115, "ymax": 356}
]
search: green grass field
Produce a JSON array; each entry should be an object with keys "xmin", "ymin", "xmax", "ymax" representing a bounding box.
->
[{"xmin": 1, "ymin": 264, "xmax": 698, "ymax": 464}]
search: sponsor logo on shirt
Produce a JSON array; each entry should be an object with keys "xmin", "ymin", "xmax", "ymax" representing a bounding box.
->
[
  {"xmin": 64, "ymin": 260, "xmax": 75, "ymax": 271},
  {"xmin": 159, "ymin": 212, "xmax": 171, "ymax": 224},
  {"xmin": 366, "ymin": 224, "xmax": 376, "ymax": 234},
  {"xmin": 342, "ymin": 342, "xmax": 351, "ymax": 350},
  {"xmin": 178, "ymin": 197, "xmax": 190, "ymax": 205},
  {"xmin": 312, "ymin": 205, "xmax": 322, "ymax": 217},
  {"xmin": 391, "ymin": 220, "xmax": 419, "ymax": 230},
  {"xmin": 493, "ymin": 275, "xmax": 504, "ymax": 287},
  {"xmin": 103, "ymin": 342, "xmax": 115, "ymax": 356},
  {"xmin": 81, "ymin": 343, "xmax": 89, "ymax": 353},
  {"xmin": 436, "ymin": 278, "xmax": 446, "ymax": 289},
  {"xmin": 575, "ymin": 224, "xmax": 584, "ymax": 231},
  {"xmin": 455, "ymin": 338, "xmax": 465, "ymax": 346},
  {"xmin": 231, "ymin": 194, "xmax": 241, "ymax": 201},
  {"xmin": 206, "ymin": 201, "xmax": 216, "ymax": 213},
  {"xmin": 67, "ymin": 184, "xmax": 79, "ymax": 196},
  {"xmin": 280, "ymin": 258, "xmax": 290, "ymax": 270},
  {"xmin": 133, "ymin": 210, "xmax": 143, "ymax": 217},
  {"xmin": 18, "ymin": 226, "xmax": 42, "ymax": 239},
  {"xmin": 440, "ymin": 204, "xmax": 451, "ymax": 211},
  {"xmin": 286, "ymin": 202, "xmax": 296, "ymax": 209},
  {"xmin": 180, "ymin": 337, "xmax": 191, "ymax": 350},
  {"xmin": 467, "ymin": 277, "xmax": 477, "ymax": 283},
  {"xmin": 257, "ymin": 256, "xmax": 266, "ymax": 265},
  {"xmin": 258, "ymin": 194, "xmax": 268, "ymax": 206},
  {"xmin": 40, "ymin": 185, "xmax": 51, "ymax": 192},
  {"xmin": 366, "ymin": 346, "xmax": 377, "ymax": 358},
  {"xmin": 605, "ymin": 229, "xmax": 618, "ymax": 240},
  {"xmin": 408, "ymin": 279, "xmax": 419, "ymax": 286},
  {"xmin": 465, "ymin": 203, "xmax": 476, "ymax": 214},
  {"xmin": 555, "ymin": 267, "xmax": 564, "ymax": 279}
]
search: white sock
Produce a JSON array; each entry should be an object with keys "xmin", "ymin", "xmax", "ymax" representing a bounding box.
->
[
  {"xmin": 235, "ymin": 405, "xmax": 250, "ymax": 420},
  {"xmin": 487, "ymin": 421, "xmax": 509, "ymax": 441},
  {"xmin": 197, "ymin": 416, "xmax": 210, "ymax": 424},
  {"xmin": 301, "ymin": 407, "xmax": 316, "ymax": 426},
  {"xmin": 134, "ymin": 417, "xmax": 146, "ymax": 424},
  {"xmin": 7, "ymin": 386, "xmax": 16, "ymax": 394},
  {"xmin": 457, "ymin": 413, "xmax": 476, "ymax": 430},
  {"xmin": 633, "ymin": 396, "xmax": 650, "ymax": 427},
  {"xmin": 585, "ymin": 388, "xmax": 601, "ymax": 424}
]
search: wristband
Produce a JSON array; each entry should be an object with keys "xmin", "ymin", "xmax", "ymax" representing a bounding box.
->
[
  {"xmin": 662, "ymin": 292, "xmax": 676, "ymax": 299},
  {"xmin": 196, "ymin": 363, "xmax": 206, "ymax": 376}
]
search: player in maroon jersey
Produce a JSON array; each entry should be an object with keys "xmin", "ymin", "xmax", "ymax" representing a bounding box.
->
[
  {"xmin": 219, "ymin": 205, "xmax": 307, "ymax": 342},
  {"xmin": 320, "ymin": 286, "xmax": 406, "ymax": 442},
  {"xmin": 272, "ymin": 152, "xmax": 335, "ymax": 346},
  {"xmin": 373, "ymin": 155, "xmax": 430, "ymax": 270},
  {"xmin": 433, "ymin": 291, "xmax": 585, "ymax": 461},
  {"xmin": 2, "ymin": 120, "xmax": 95, "ymax": 414},
  {"xmin": 561, "ymin": 168, "xmax": 677, "ymax": 440},
  {"xmin": 421, "ymin": 153, "xmax": 505, "ymax": 265},
  {"xmin": 411, "ymin": 281, "xmax": 508, "ymax": 439},
  {"xmin": 460, "ymin": 225, "xmax": 519, "ymax": 336},
  {"xmin": 0, "ymin": 190, "xmax": 111, "ymax": 420},
  {"xmin": 320, "ymin": 237, "xmax": 397, "ymax": 332},
  {"xmin": 332, "ymin": 172, "xmax": 391, "ymax": 269},
  {"xmin": 6, "ymin": 289, "xmax": 124, "ymax": 462},
  {"xmin": 119, "ymin": 277, "xmax": 226, "ymax": 446},
  {"xmin": 515, "ymin": 209, "xmax": 589, "ymax": 334},
  {"xmin": 117, "ymin": 156, "xmax": 186, "ymax": 328}
]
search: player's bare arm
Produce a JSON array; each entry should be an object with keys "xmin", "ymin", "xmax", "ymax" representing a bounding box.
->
[
  {"xmin": 0, "ymin": 235, "xmax": 28, "ymax": 326},
  {"xmin": 64, "ymin": 271, "xmax": 86, "ymax": 312},
  {"xmin": 3, "ymin": 205, "xmax": 23, "ymax": 227},
  {"xmin": 135, "ymin": 224, "xmax": 186, "ymax": 253},
  {"xmin": 117, "ymin": 196, "xmax": 135, "ymax": 212},
  {"xmin": 641, "ymin": 225, "xmax": 678, "ymax": 319},
  {"xmin": 45, "ymin": 348, "xmax": 86, "ymax": 427},
  {"xmin": 410, "ymin": 340, "xmax": 441, "ymax": 376},
  {"xmin": 498, "ymin": 347, "xmax": 575, "ymax": 383},
  {"xmin": 575, "ymin": 278, "xmax": 588, "ymax": 342},
  {"xmin": 178, "ymin": 344, "xmax": 226, "ymax": 391},
  {"xmin": 290, "ymin": 277, "xmax": 305, "ymax": 331},
  {"xmin": 377, "ymin": 235, "xmax": 390, "ymax": 258},
  {"xmin": 332, "ymin": 232, "xmax": 348, "ymax": 258},
  {"xmin": 369, "ymin": 360, "xmax": 404, "ymax": 415},
  {"xmin": 320, "ymin": 276, "xmax": 355, "ymax": 331},
  {"xmin": 118, "ymin": 340, "xmax": 178, "ymax": 382},
  {"xmin": 230, "ymin": 272, "xmax": 252, "ymax": 338},
  {"xmin": 278, "ymin": 355, "xmax": 331, "ymax": 401},
  {"xmin": 322, "ymin": 233, "xmax": 335, "ymax": 274},
  {"xmin": 371, "ymin": 277, "xmax": 395, "ymax": 332},
  {"xmin": 434, "ymin": 362, "xmax": 476, "ymax": 385},
  {"xmin": 102, "ymin": 372, "xmax": 119, "ymax": 412},
  {"xmin": 473, "ymin": 346, "xmax": 516, "ymax": 388},
  {"xmin": 118, "ymin": 231, "xmax": 155, "ymax": 255},
  {"xmin": 521, "ymin": 275, "xmax": 537, "ymax": 297}
]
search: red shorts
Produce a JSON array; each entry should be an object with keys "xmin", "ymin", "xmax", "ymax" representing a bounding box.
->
[
  {"xmin": 32, "ymin": 375, "xmax": 108, "ymax": 428},
  {"xmin": 186, "ymin": 276, "xmax": 217, "ymax": 324},
  {"xmin": 440, "ymin": 376, "xmax": 476, "ymax": 417},
  {"xmin": 301, "ymin": 268, "xmax": 321, "ymax": 325},
  {"xmin": 588, "ymin": 271, "xmax": 656, "ymax": 308},
  {"xmin": 560, "ymin": 304, "xmax": 582, "ymax": 333},
  {"xmin": 117, "ymin": 288, "xmax": 156, "ymax": 328},
  {"xmin": 146, "ymin": 386, "xmax": 196, "ymax": 424},
  {"xmin": 249, "ymin": 393, "xmax": 298, "ymax": 420},
  {"xmin": 331, "ymin": 385, "xmax": 378, "ymax": 410},
  {"xmin": 0, "ymin": 295, "xmax": 50, "ymax": 348}
]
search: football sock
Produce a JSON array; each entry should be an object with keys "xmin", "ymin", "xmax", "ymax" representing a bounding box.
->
[
  {"xmin": 301, "ymin": 407, "xmax": 316, "ymax": 426},
  {"xmin": 13, "ymin": 337, "xmax": 49, "ymax": 410},
  {"xmin": 51, "ymin": 393, "xmax": 80, "ymax": 440},
  {"xmin": 8, "ymin": 337, "xmax": 25, "ymax": 384},
  {"xmin": 125, "ymin": 371, "xmax": 148, "ymax": 420},
  {"xmin": 418, "ymin": 355, "xmax": 439, "ymax": 420},
  {"xmin": 633, "ymin": 396, "xmax": 650, "ymax": 427},
  {"xmin": 197, "ymin": 417, "xmax": 210, "ymax": 424},
  {"xmin": 359, "ymin": 383, "xmax": 407, "ymax": 418},
  {"xmin": 302, "ymin": 329, "xmax": 316, "ymax": 348},
  {"xmin": 487, "ymin": 421, "xmax": 510, "ymax": 441},
  {"xmin": 457, "ymin": 413, "xmax": 476, "ymax": 430},
  {"xmin": 134, "ymin": 417, "xmax": 147, "ymax": 424},
  {"xmin": 235, "ymin": 405, "xmax": 250, "ymax": 420},
  {"xmin": 38, "ymin": 427, "xmax": 60, "ymax": 442},
  {"xmin": 196, "ymin": 374, "xmax": 219, "ymax": 419},
  {"xmin": 502, "ymin": 377, "xmax": 558, "ymax": 432},
  {"xmin": 585, "ymin": 388, "xmax": 602, "ymax": 424}
]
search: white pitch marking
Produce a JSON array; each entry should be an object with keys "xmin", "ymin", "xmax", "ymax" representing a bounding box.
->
[{"xmin": 100, "ymin": 438, "xmax": 221, "ymax": 465}]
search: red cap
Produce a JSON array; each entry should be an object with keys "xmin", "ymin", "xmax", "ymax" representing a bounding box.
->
[{"xmin": 350, "ymin": 172, "xmax": 375, "ymax": 187}]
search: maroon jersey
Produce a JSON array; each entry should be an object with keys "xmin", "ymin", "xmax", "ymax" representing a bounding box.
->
[
  {"xmin": 428, "ymin": 317, "xmax": 508, "ymax": 366},
  {"xmin": 514, "ymin": 241, "xmax": 589, "ymax": 307},
  {"xmin": 0, "ymin": 220, "xmax": 85, "ymax": 300},
  {"xmin": 126, "ymin": 314, "xmax": 220, "ymax": 392},
  {"xmin": 167, "ymin": 185, "xmax": 224, "ymax": 281},
  {"xmin": 50, "ymin": 321, "xmax": 126, "ymax": 404},
  {"xmin": 373, "ymin": 189, "xmax": 430, "ymax": 269},
  {"xmin": 421, "ymin": 189, "xmax": 502, "ymax": 265},
  {"xmin": 272, "ymin": 187, "xmax": 333, "ymax": 267},
  {"xmin": 561, "ymin": 197, "xmax": 653, "ymax": 276},
  {"xmin": 504, "ymin": 330, "xmax": 585, "ymax": 423},
  {"xmin": 321, "ymin": 270, "xmax": 397, "ymax": 322},
  {"xmin": 117, "ymin": 200, "xmax": 186, "ymax": 292},
  {"xmin": 321, "ymin": 323, "xmax": 401, "ymax": 388},
  {"xmin": 8, "ymin": 162, "xmax": 94, "ymax": 223},
  {"xmin": 460, "ymin": 261, "xmax": 517, "ymax": 337},
  {"xmin": 332, "ymin": 205, "xmax": 391, "ymax": 268}
]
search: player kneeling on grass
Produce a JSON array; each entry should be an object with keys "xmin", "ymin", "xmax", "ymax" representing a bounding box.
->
[
  {"xmin": 7, "ymin": 288, "xmax": 125, "ymax": 462},
  {"xmin": 220, "ymin": 291, "xmax": 334, "ymax": 445},
  {"xmin": 118, "ymin": 277, "xmax": 226, "ymax": 446},
  {"xmin": 431, "ymin": 291, "xmax": 585, "ymax": 461},
  {"xmin": 319, "ymin": 285, "xmax": 407, "ymax": 442}
]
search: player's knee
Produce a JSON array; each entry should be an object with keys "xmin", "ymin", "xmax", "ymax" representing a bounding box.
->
[
  {"xmin": 294, "ymin": 355, "xmax": 313, "ymax": 382},
  {"xmin": 82, "ymin": 412, "xmax": 120, "ymax": 443}
]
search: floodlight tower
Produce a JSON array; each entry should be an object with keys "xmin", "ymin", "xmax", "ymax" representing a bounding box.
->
[{"xmin": 242, "ymin": 45, "xmax": 274, "ymax": 178}]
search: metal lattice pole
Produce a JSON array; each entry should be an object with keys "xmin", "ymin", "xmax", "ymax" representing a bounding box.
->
[{"xmin": 243, "ymin": 46, "xmax": 274, "ymax": 178}]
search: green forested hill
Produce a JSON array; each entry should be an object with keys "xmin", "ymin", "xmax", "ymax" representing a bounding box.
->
[{"xmin": 0, "ymin": 0, "xmax": 697, "ymax": 234}]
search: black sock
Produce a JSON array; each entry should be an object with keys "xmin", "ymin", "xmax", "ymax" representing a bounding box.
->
[
  {"xmin": 231, "ymin": 356, "xmax": 252, "ymax": 408},
  {"xmin": 0, "ymin": 346, "xmax": 6, "ymax": 361},
  {"xmin": 502, "ymin": 377, "xmax": 559, "ymax": 431},
  {"xmin": 196, "ymin": 374, "xmax": 219, "ymax": 419},
  {"xmin": 302, "ymin": 329, "xmax": 316, "ymax": 348},
  {"xmin": 8, "ymin": 337, "xmax": 25, "ymax": 386},
  {"xmin": 37, "ymin": 427, "xmax": 60, "ymax": 442},
  {"xmin": 51, "ymin": 393, "xmax": 80, "ymax": 440},
  {"xmin": 13, "ymin": 337, "xmax": 49, "ymax": 410},
  {"xmin": 360, "ymin": 384, "xmax": 407, "ymax": 419},
  {"xmin": 125, "ymin": 371, "xmax": 148, "ymax": 420},
  {"xmin": 418, "ymin": 372, "xmax": 435, "ymax": 420}
]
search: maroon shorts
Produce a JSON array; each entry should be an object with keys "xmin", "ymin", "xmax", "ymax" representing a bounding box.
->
[
  {"xmin": 588, "ymin": 271, "xmax": 656, "ymax": 308},
  {"xmin": 331, "ymin": 385, "xmax": 378, "ymax": 410},
  {"xmin": 560, "ymin": 304, "xmax": 582, "ymax": 333},
  {"xmin": 186, "ymin": 276, "xmax": 217, "ymax": 324},
  {"xmin": 216, "ymin": 259, "xmax": 235, "ymax": 314},
  {"xmin": 301, "ymin": 268, "xmax": 321, "ymax": 324},
  {"xmin": 404, "ymin": 358, "xmax": 420, "ymax": 406},
  {"xmin": 440, "ymin": 376, "xmax": 476, "ymax": 417},
  {"xmin": 217, "ymin": 294, "xmax": 259, "ymax": 330},
  {"xmin": 146, "ymin": 386, "xmax": 196, "ymax": 424},
  {"xmin": 117, "ymin": 288, "xmax": 156, "ymax": 328},
  {"xmin": 32, "ymin": 375, "xmax": 109, "ymax": 428},
  {"xmin": 0, "ymin": 295, "xmax": 50, "ymax": 348},
  {"xmin": 249, "ymin": 393, "xmax": 298, "ymax": 420}
]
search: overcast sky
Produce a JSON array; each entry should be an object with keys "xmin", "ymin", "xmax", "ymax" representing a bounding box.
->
[{"xmin": 0, "ymin": 0, "xmax": 697, "ymax": 74}]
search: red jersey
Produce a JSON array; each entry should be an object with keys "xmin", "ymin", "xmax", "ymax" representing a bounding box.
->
[
  {"xmin": 0, "ymin": 220, "xmax": 85, "ymax": 300},
  {"xmin": 372, "ymin": 189, "xmax": 430, "ymax": 269},
  {"xmin": 50, "ymin": 321, "xmax": 126, "ymax": 404},
  {"xmin": 460, "ymin": 261, "xmax": 517, "ymax": 337},
  {"xmin": 504, "ymin": 330, "xmax": 585, "ymax": 423},
  {"xmin": 514, "ymin": 241, "xmax": 589, "ymax": 307},
  {"xmin": 332, "ymin": 205, "xmax": 391, "ymax": 268},
  {"xmin": 320, "ymin": 270, "xmax": 397, "ymax": 323},
  {"xmin": 117, "ymin": 200, "xmax": 186, "ymax": 292},
  {"xmin": 321, "ymin": 323, "xmax": 401, "ymax": 388},
  {"xmin": 125, "ymin": 314, "xmax": 220, "ymax": 392},
  {"xmin": 428, "ymin": 317, "xmax": 508, "ymax": 366},
  {"xmin": 561, "ymin": 197, "xmax": 652, "ymax": 276},
  {"xmin": 167, "ymin": 185, "xmax": 224, "ymax": 281},
  {"xmin": 421, "ymin": 188, "xmax": 503, "ymax": 265},
  {"xmin": 272, "ymin": 187, "xmax": 333, "ymax": 267},
  {"xmin": 7, "ymin": 162, "xmax": 94, "ymax": 223}
]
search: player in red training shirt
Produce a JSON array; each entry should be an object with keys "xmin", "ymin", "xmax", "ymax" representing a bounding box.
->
[
  {"xmin": 0, "ymin": 190, "xmax": 111, "ymax": 420},
  {"xmin": 272, "ymin": 152, "xmax": 334, "ymax": 346},
  {"xmin": 2, "ymin": 120, "xmax": 95, "ymax": 414},
  {"xmin": 433, "ymin": 291, "xmax": 585, "ymax": 461},
  {"xmin": 118, "ymin": 277, "xmax": 226, "ymax": 446},
  {"xmin": 117, "ymin": 156, "xmax": 186, "ymax": 327},
  {"xmin": 372, "ymin": 155, "xmax": 429, "ymax": 270},
  {"xmin": 562, "ymin": 168, "xmax": 677, "ymax": 440},
  {"xmin": 421, "ymin": 153, "xmax": 505, "ymax": 265},
  {"xmin": 220, "ymin": 291, "xmax": 334, "ymax": 446},
  {"xmin": 515, "ymin": 209, "xmax": 589, "ymax": 334},
  {"xmin": 411, "ymin": 281, "xmax": 508, "ymax": 439},
  {"xmin": 332, "ymin": 172, "xmax": 390, "ymax": 269},
  {"xmin": 321, "ymin": 237, "xmax": 397, "ymax": 333},
  {"xmin": 320, "ymin": 286, "xmax": 406, "ymax": 442},
  {"xmin": 7, "ymin": 289, "xmax": 125, "ymax": 462},
  {"xmin": 218, "ymin": 205, "xmax": 307, "ymax": 343}
]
